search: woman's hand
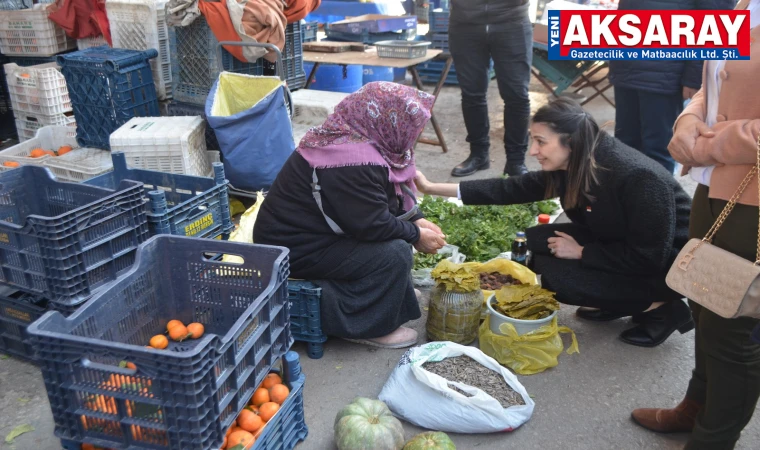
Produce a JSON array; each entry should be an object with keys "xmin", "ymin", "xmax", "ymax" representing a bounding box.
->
[
  {"xmin": 414, "ymin": 218, "xmax": 444, "ymax": 236},
  {"xmin": 668, "ymin": 115, "xmax": 715, "ymax": 165},
  {"xmin": 414, "ymin": 227, "xmax": 447, "ymax": 254},
  {"xmin": 414, "ymin": 170, "xmax": 460, "ymax": 198},
  {"xmin": 547, "ymin": 231, "xmax": 583, "ymax": 260}
]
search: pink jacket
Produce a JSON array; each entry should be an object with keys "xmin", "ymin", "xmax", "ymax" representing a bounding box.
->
[{"xmin": 671, "ymin": 0, "xmax": 760, "ymax": 206}]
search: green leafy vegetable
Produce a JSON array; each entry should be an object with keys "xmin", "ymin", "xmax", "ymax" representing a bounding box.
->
[
  {"xmin": 414, "ymin": 196, "xmax": 559, "ymax": 269},
  {"xmin": 5, "ymin": 424, "xmax": 34, "ymax": 444}
]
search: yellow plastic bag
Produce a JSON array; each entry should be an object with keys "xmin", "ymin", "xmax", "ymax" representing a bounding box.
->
[
  {"xmin": 222, "ymin": 191, "xmax": 265, "ymax": 264},
  {"xmin": 479, "ymin": 315, "xmax": 579, "ymax": 375}
]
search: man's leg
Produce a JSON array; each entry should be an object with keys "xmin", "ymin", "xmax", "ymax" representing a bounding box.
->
[
  {"xmin": 613, "ymin": 85, "xmax": 642, "ymax": 151},
  {"xmin": 448, "ymin": 25, "xmax": 492, "ymax": 177},
  {"xmin": 638, "ymin": 90, "xmax": 682, "ymax": 173},
  {"xmin": 489, "ymin": 19, "xmax": 533, "ymax": 176}
]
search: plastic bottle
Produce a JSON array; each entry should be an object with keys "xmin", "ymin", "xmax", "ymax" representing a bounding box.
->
[{"xmin": 511, "ymin": 231, "xmax": 528, "ymax": 266}]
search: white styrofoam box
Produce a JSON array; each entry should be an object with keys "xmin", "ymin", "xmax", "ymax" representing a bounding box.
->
[
  {"xmin": 14, "ymin": 112, "xmax": 75, "ymax": 141},
  {"xmin": 43, "ymin": 147, "xmax": 114, "ymax": 182},
  {"xmin": 4, "ymin": 62, "xmax": 72, "ymax": 116},
  {"xmin": 292, "ymin": 122, "xmax": 315, "ymax": 146},
  {"xmin": 76, "ymin": 35, "xmax": 109, "ymax": 50},
  {"xmin": 106, "ymin": 0, "xmax": 172, "ymax": 100},
  {"xmin": 0, "ymin": 5, "xmax": 77, "ymax": 56},
  {"xmin": 0, "ymin": 125, "xmax": 76, "ymax": 165},
  {"xmin": 291, "ymin": 89, "xmax": 348, "ymax": 126},
  {"xmin": 109, "ymin": 116, "xmax": 210, "ymax": 176}
]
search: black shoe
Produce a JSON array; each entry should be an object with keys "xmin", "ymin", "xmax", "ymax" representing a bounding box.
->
[
  {"xmin": 451, "ymin": 151, "xmax": 490, "ymax": 177},
  {"xmin": 576, "ymin": 307, "xmax": 645, "ymax": 323},
  {"xmin": 619, "ymin": 300, "xmax": 694, "ymax": 348},
  {"xmin": 504, "ymin": 163, "xmax": 528, "ymax": 177}
]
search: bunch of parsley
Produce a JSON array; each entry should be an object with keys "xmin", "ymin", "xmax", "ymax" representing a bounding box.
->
[{"xmin": 414, "ymin": 196, "xmax": 559, "ymax": 269}]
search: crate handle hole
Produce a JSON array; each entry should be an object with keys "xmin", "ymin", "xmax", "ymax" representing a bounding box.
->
[
  {"xmin": 81, "ymin": 357, "xmax": 138, "ymax": 376},
  {"xmin": 202, "ymin": 252, "xmax": 244, "ymax": 264}
]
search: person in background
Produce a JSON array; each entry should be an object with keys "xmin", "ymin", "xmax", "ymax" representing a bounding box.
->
[
  {"xmin": 609, "ymin": 0, "xmax": 735, "ymax": 174},
  {"xmin": 253, "ymin": 82, "xmax": 446, "ymax": 349},
  {"xmin": 416, "ymin": 98, "xmax": 693, "ymax": 347},
  {"xmin": 632, "ymin": 1, "xmax": 760, "ymax": 447},
  {"xmin": 447, "ymin": 0, "xmax": 533, "ymax": 177}
]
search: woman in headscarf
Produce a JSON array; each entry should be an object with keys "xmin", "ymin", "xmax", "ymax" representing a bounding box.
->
[{"xmin": 254, "ymin": 82, "xmax": 446, "ymax": 349}]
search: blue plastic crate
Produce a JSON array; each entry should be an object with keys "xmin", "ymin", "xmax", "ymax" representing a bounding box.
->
[
  {"xmin": 58, "ymin": 47, "xmax": 160, "ymax": 150},
  {"xmin": 0, "ymin": 287, "xmax": 47, "ymax": 362},
  {"xmin": 85, "ymin": 153, "xmax": 233, "ymax": 240},
  {"xmin": 302, "ymin": 21, "xmax": 318, "ymax": 42},
  {"xmin": 288, "ymin": 280, "xmax": 327, "ymax": 359},
  {"xmin": 324, "ymin": 26, "xmax": 416, "ymax": 44},
  {"xmin": 284, "ymin": 22, "xmax": 306, "ymax": 90},
  {"xmin": 0, "ymin": 166, "xmax": 149, "ymax": 307},
  {"xmin": 171, "ymin": 16, "xmax": 265, "ymax": 106},
  {"xmin": 329, "ymin": 15, "xmax": 417, "ymax": 34},
  {"xmin": 60, "ymin": 351, "xmax": 308, "ymax": 450},
  {"xmin": 430, "ymin": 33, "xmax": 448, "ymax": 51},
  {"xmin": 430, "ymin": 9, "xmax": 450, "ymax": 33},
  {"xmin": 165, "ymin": 100, "xmax": 221, "ymax": 150},
  {"xmin": 28, "ymin": 235, "xmax": 292, "ymax": 450}
]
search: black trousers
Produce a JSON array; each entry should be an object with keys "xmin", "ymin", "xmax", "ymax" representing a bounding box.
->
[
  {"xmin": 448, "ymin": 20, "xmax": 533, "ymax": 164},
  {"xmin": 614, "ymin": 86, "xmax": 683, "ymax": 173},
  {"xmin": 684, "ymin": 185, "xmax": 760, "ymax": 450},
  {"xmin": 526, "ymin": 223, "xmax": 681, "ymax": 314}
]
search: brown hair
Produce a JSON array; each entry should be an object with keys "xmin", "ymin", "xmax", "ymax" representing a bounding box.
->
[{"xmin": 532, "ymin": 98, "xmax": 603, "ymax": 209}]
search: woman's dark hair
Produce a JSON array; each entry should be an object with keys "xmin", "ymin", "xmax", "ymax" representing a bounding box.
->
[{"xmin": 532, "ymin": 97, "xmax": 602, "ymax": 209}]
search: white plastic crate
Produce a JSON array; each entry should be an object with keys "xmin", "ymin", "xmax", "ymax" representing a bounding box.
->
[
  {"xmin": 109, "ymin": 116, "xmax": 210, "ymax": 176},
  {"xmin": 43, "ymin": 147, "xmax": 113, "ymax": 182},
  {"xmin": 76, "ymin": 35, "xmax": 109, "ymax": 50},
  {"xmin": 4, "ymin": 62, "xmax": 72, "ymax": 116},
  {"xmin": 14, "ymin": 112, "xmax": 75, "ymax": 141},
  {"xmin": 0, "ymin": 5, "xmax": 77, "ymax": 56},
  {"xmin": 106, "ymin": 0, "xmax": 172, "ymax": 100},
  {"xmin": 0, "ymin": 125, "xmax": 76, "ymax": 165}
]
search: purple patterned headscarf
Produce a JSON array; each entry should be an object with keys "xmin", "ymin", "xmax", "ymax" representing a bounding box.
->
[{"xmin": 297, "ymin": 82, "xmax": 435, "ymax": 209}]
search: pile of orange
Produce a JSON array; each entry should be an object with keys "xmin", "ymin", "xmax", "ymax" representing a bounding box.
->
[
  {"xmin": 220, "ymin": 373, "xmax": 291, "ymax": 449},
  {"xmin": 2, "ymin": 145, "xmax": 75, "ymax": 168},
  {"xmin": 148, "ymin": 319, "xmax": 205, "ymax": 349}
]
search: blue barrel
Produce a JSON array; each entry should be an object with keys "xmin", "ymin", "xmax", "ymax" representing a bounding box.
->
[
  {"xmin": 304, "ymin": 62, "xmax": 363, "ymax": 93},
  {"xmin": 362, "ymin": 65, "xmax": 395, "ymax": 84},
  {"xmin": 394, "ymin": 67, "xmax": 406, "ymax": 82}
]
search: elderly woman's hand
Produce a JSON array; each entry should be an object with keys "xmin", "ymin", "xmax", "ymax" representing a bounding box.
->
[
  {"xmin": 414, "ymin": 227, "xmax": 447, "ymax": 254},
  {"xmin": 547, "ymin": 231, "xmax": 583, "ymax": 260},
  {"xmin": 414, "ymin": 218, "xmax": 444, "ymax": 236}
]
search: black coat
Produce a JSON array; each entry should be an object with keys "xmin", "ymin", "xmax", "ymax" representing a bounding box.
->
[
  {"xmin": 608, "ymin": 0, "xmax": 735, "ymax": 95},
  {"xmin": 449, "ymin": 0, "xmax": 530, "ymax": 27},
  {"xmin": 253, "ymin": 152, "xmax": 422, "ymax": 279},
  {"xmin": 459, "ymin": 132, "xmax": 692, "ymax": 277}
]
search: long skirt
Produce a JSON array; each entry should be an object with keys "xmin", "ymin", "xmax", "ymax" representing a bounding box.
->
[
  {"xmin": 311, "ymin": 239, "xmax": 421, "ymax": 339},
  {"xmin": 526, "ymin": 223, "xmax": 681, "ymax": 314}
]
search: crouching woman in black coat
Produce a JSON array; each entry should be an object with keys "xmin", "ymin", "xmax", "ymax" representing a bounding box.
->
[{"xmin": 416, "ymin": 98, "xmax": 693, "ymax": 347}]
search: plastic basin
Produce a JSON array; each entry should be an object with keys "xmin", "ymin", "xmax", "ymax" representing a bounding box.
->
[{"xmin": 486, "ymin": 294, "xmax": 557, "ymax": 336}]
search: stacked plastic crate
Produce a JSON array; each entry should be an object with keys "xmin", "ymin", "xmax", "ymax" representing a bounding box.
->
[
  {"xmin": 418, "ymin": 8, "xmax": 495, "ymax": 85},
  {"xmin": 106, "ymin": 0, "xmax": 173, "ymax": 100},
  {"xmin": 57, "ymin": 46, "xmax": 160, "ymax": 150},
  {"xmin": 25, "ymin": 235, "xmax": 308, "ymax": 450},
  {"xmin": 0, "ymin": 5, "xmax": 76, "ymax": 57},
  {"xmin": 3, "ymin": 62, "xmax": 75, "ymax": 140}
]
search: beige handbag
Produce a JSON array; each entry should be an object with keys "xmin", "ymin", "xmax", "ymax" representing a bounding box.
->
[{"xmin": 666, "ymin": 134, "xmax": 760, "ymax": 319}]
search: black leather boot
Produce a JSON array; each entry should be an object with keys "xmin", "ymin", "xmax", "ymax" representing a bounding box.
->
[
  {"xmin": 451, "ymin": 147, "xmax": 490, "ymax": 177},
  {"xmin": 504, "ymin": 162, "xmax": 528, "ymax": 177},
  {"xmin": 619, "ymin": 300, "xmax": 694, "ymax": 348}
]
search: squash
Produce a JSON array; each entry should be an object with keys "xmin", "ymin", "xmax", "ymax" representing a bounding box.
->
[
  {"xmin": 334, "ymin": 397, "xmax": 404, "ymax": 450},
  {"xmin": 403, "ymin": 432, "xmax": 456, "ymax": 450}
]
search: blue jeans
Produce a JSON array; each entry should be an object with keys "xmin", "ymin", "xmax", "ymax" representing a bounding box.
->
[
  {"xmin": 613, "ymin": 86, "xmax": 683, "ymax": 173},
  {"xmin": 449, "ymin": 20, "xmax": 532, "ymax": 164}
]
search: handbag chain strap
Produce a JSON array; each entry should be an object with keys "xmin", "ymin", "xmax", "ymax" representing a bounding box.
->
[{"xmin": 694, "ymin": 133, "xmax": 760, "ymax": 264}]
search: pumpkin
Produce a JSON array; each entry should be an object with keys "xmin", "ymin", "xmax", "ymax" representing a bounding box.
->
[
  {"xmin": 403, "ymin": 432, "xmax": 456, "ymax": 450},
  {"xmin": 334, "ymin": 397, "xmax": 405, "ymax": 450}
]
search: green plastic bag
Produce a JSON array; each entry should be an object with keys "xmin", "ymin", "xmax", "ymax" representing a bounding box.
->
[{"xmin": 479, "ymin": 315, "xmax": 579, "ymax": 375}]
